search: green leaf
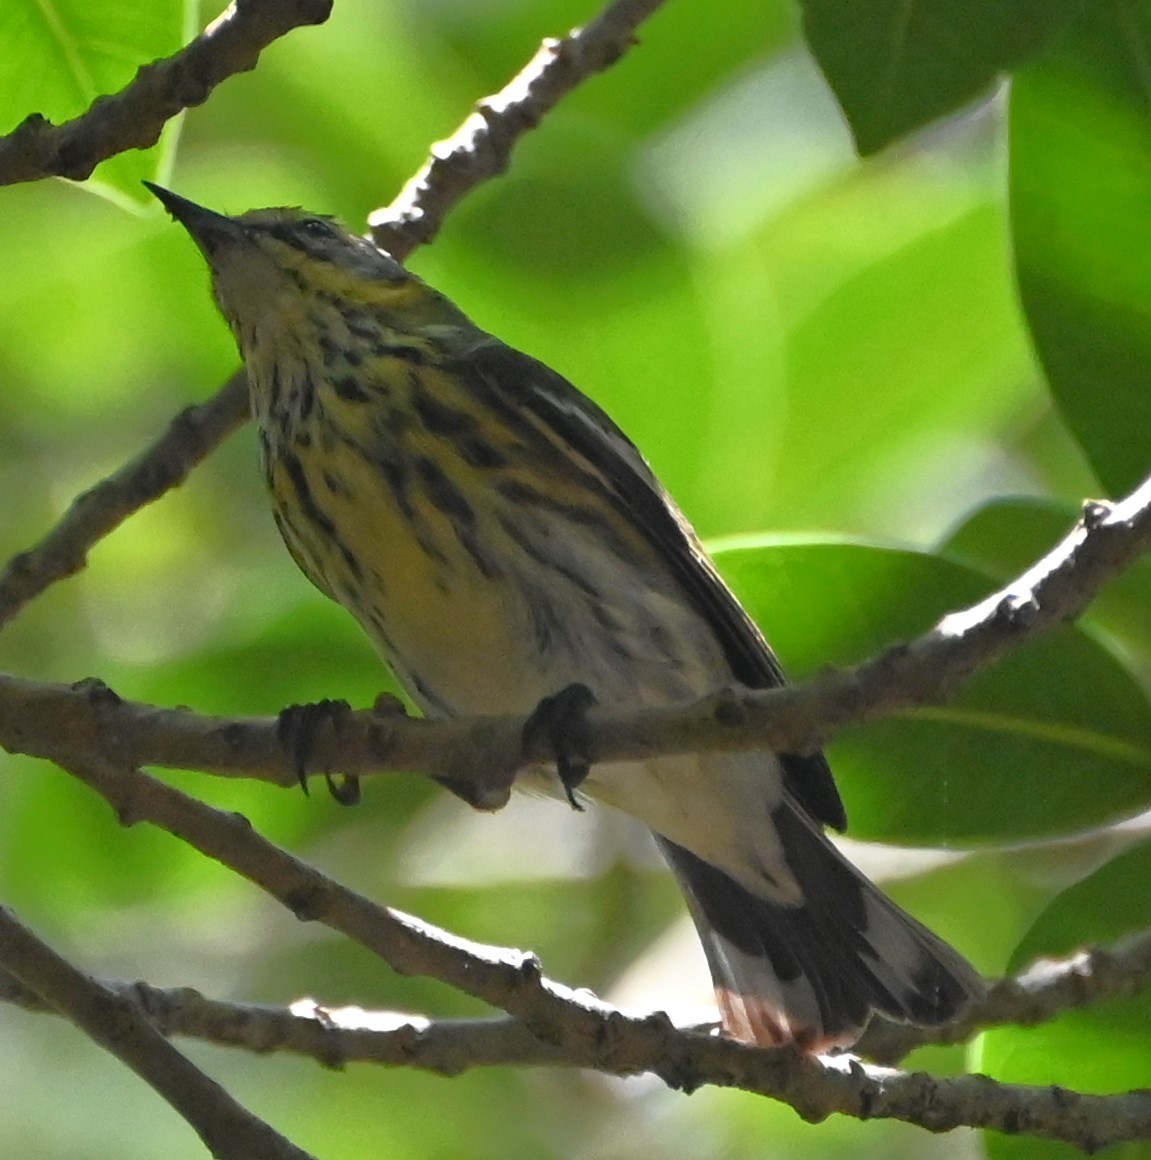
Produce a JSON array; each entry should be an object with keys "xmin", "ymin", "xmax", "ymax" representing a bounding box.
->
[
  {"xmin": 1009, "ymin": 837, "xmax": 1151, "ymax": 970},
  {"xmin": 713, "ymin": 539, "xmax": 1151, "ymax": 844},
  {"xmin": 0, "ymin": 0, "xmax": 189, "ymax": 203},
  {"xmin": 1010, "ymin": 1, "xmax": 1151, "ymax": 496},
  {"xmin": 800, "ymin": 0, "xmax": 1084, "ymax": 154},
  {"xmin": 977, "ymin": 838, "xmax": 1151, "ymax": 1160}
]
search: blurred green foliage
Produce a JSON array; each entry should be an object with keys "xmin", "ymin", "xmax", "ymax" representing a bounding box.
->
[
  {"xmin": 1011, "ymin": 3, "xmax": 1151, "ymax": 497},
  {"xmin": 1, "ymin": 0, "xmax": 1151, "ymax": 1157}
]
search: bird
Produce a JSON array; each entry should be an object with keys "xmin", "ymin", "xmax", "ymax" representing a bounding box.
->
[{"xmin": 147, "ymin": 181, "xmax": 983, "ymax": 1051}]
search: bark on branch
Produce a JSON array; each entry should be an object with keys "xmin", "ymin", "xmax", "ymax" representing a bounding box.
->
[
  {"xmin": 0, "ymin": 0, "xmax": 333, "ymax": 186},
  {"xmin": 7, "ymin": 929, "xmax": 1149, "ymax": 1072},
  {"xmin": 0, "ymin": 374, "xmax": 250, "ymax": 628}
]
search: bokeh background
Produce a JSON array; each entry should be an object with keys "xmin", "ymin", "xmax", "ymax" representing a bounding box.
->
[{"xmin": 2, "ymin": 1, "xmax": 1150, "ymax": 1157}]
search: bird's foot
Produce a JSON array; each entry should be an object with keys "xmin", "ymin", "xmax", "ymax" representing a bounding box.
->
[
  {"xmin": 522, "ymin": 682, "xmax": 598, "ymax": 811},
  {"xmin": 277, "ymin": 699, "xmax": 360, "ymax": 805}
]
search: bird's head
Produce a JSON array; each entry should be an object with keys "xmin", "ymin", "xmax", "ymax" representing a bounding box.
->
[{"xmin": 145, "ymin": 183, "xmax": 465, "ymax": 344}]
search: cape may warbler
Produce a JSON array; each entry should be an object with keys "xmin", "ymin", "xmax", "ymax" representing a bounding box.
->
[{"xmin": 149, "ymin": 183, "xmax": 981, "ymax": 1050}]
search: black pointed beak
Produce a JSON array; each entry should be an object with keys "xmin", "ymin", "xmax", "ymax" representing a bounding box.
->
[{"xmin": 144, "ymin": 182, "xmax": 245, "ymax": 254}]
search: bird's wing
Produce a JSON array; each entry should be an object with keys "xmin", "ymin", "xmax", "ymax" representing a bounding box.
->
[{"xmin": 466, "ymin": 340, "xmax": 847, "ymax": 832}]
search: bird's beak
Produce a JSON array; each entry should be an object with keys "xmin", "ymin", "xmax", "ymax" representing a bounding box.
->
[{"xmin": 144, "ymin": 182, "xmax": 245, "ymax": 256}]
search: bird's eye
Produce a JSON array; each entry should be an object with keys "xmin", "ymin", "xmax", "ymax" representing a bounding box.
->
[{"xmin": 300, "ymin": 217, "xmax": 333, "ymax": 239}]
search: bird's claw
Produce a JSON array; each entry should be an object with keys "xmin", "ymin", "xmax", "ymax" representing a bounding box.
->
[
  {"xmin": 277, "ymin": 699, "xmax": 360, "ymax": 805},
  {"xmin": 522, "ymin": 683, "xmax": 598, "ymax": 811}
]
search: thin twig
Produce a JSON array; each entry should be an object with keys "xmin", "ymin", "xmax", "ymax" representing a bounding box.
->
[
  {"xmin": 858, "ymin": 928, "xmax": 1151, "ymax": 1063},
  {"xmin": 369, "ymin": 0, "xmax": 671, "ymax": 259},
  {"xmin": 0, "ymin": 906, "xmax": 314, "ymax": 1160},
  {"xmin": 0, "ymin": 374, "xmax": 249, "ymax": 628},
  {"xmin": 0, "ymin": 976, "xmax": 569, "ymax": 1072},
  {"xmin": 56, "ymin": 753, "xmax": 621, "ymax": 1048},
  {"xmin": 0, "ymin": 0, "xmax": 333, "ymax": 185}
]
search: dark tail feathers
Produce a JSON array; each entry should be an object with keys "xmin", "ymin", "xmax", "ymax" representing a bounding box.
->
[{"xmin": 659, "ymin": 803, "xmax": 982, "ymax": 1051}]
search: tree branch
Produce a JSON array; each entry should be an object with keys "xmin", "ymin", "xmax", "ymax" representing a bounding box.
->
[
  {"xmin": 53, "ymin": 753, "xmax": 624, "ymax": 1046},
  {"xmin": 857, "ymin": 927, "xmax": 1151, "ymax": 1063},
  {"xmin": 4, "ymin": 841, "xmax": 1150, "ymax": 1150},
  {"xmin": 2, "ymin": 481, "xmax": 1149, "ymax": 799},
  {"xmin": 0, "ymin": 0, "xmax": 333, "ymax": 186},
  {"xmin": 0, "ymin": 976, "xmax": 570, "ymax": 1073},
  {"xmin": 0, "ymin": 906, "xmax": 314, "ymax": 1160},
  {"xmin": 37, "ymin": 756, "xmax": 1151, "ymax": 1147},
  {"xmin": 369, "ymin": 0, "xmax": 671, "ymax": 259},
  {"xmin": 0, "ymin": 374, "xmax": 249, "ymax": 630},
  {"xmin": 8, "ymin": 928, "xmax": 1150, "ymax": 1074}
]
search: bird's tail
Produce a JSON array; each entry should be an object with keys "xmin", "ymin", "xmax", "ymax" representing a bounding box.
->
[{"xmin": 658, "ymin": 803, "xmax": 982, "ymax": 1052}]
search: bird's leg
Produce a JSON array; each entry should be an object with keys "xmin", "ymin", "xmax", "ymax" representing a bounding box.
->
[{"xmin": 521, "ymin": 682, "xmax": 598, "ymax": 811}]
